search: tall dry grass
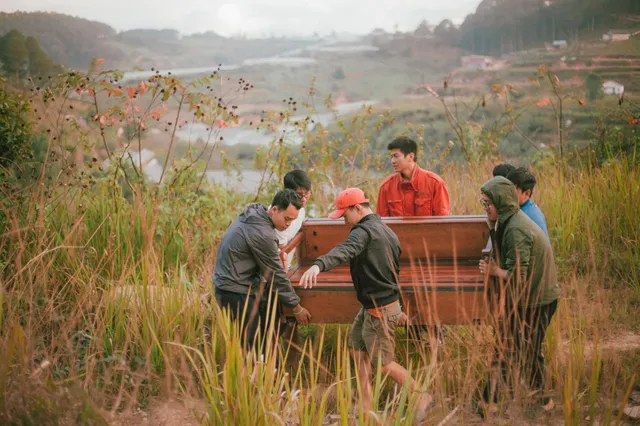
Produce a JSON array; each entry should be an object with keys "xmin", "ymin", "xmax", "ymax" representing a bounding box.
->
[
  {"xmin": 1, "ymin": 155, "xmax": 639, "ymax": 424},
  {"xmin": 1, "ymin": 66, "xmax": 639, "ymax": 424}
]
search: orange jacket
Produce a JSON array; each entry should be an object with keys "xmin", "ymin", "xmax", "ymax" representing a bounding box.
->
[{"xmin": 376, "ymin": 165, "xmax": 450, "ymax": 217}]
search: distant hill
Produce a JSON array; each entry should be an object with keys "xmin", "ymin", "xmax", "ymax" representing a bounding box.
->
[
  {"xmin": 0, "ymin": 12, "xmax": 317, "ymax": 71},
  {"xmin": 454, "ymin": 0, "xmax": 640, "ymax": 55},
  {"xmin": 373, "ymin": 35, "xmax": 467, "ymax": 74},
  {"xmin": 0, "ymin": 28, "xmax": 62, "ymax": 79},
  {"xmin": 0, "ymin": 12, "xmax": 126, "ymax": 69}
]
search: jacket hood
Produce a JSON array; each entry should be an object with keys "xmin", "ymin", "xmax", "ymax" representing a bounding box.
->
[
  {"xmin": 239, "ymin": 203, "xmax": 273, "ymax": 227},
  {"xmin": 481, "ymin": 176, "xmax": 520, "ymax": 224}
]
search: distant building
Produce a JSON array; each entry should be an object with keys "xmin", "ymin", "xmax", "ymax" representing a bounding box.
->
[
  {"xmin": 127, "ymin": 149, "xmax": 156, "ymax": 168},
  {"xmin": 602, "ymin": 80, "xmax": 624, "ymax": 96},
  {"xmin": 551, "ymin": 40, "xmax": 568, "ymax": 49},
  {"xmin": 602, "ymin": 30, "xmax": 632, "ymax": 42},
  {"xmin": 461, "ymin": 55, "xmax": 493, "ymax": 71}
]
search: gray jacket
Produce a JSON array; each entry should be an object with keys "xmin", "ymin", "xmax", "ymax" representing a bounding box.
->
[{"xmin": 212, "ymin": 203, "xmax": 301, "ymax": 308}]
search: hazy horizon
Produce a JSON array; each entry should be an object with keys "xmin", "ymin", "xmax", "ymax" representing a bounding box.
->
[{"xmin": 2, "ymin": 0, "xmax": 478, "ymax": 38}]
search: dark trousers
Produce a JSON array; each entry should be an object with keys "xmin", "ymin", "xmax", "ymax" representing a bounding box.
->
[
  {"xmin": 214, "ymin": 288, "xmax": 283, "ymax": 350},
  {"xmin": 484, "ymin": 299, "xmax": 558, "ymax": 405}
]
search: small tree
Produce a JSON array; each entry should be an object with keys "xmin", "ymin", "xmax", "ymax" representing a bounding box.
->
[
  {"xmin": 0, "ymin": 29, "xmax": 29, "ymax": 77},
  {"xmin": 434, "ymin": 19, "xmax": 461, "ymax": 45},
  {"xmin": 586, "ymin": 73, "xmax": 603, "ymax": 101},
  {"xmin": 26, "ymin": 36, "xmax": 56, "ymax": 78},
  {"xmin": 332, "ymin": 67, "xmax": 345, "ymax": 80}
]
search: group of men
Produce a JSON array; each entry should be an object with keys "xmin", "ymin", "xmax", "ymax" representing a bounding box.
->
[{"xmin": 212, "ymin": 136, "xmax": 560, "ymax": 422}]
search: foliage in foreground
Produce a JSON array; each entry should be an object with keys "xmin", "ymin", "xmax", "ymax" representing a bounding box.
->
[{"xmin": 0, "ymin": 65, "xmax": 638, "ymax": 424}]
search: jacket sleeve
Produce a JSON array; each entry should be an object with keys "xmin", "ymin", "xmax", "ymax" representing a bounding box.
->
[
  {"xmin": 503, "ymin": 227, "xmax": 533, "ymax": 302},
  {"xmin": 432, "ymin": 180, "xmax": 451, "ymax": 216},
  {"xmin": 313, "ymin": 227, "xmax": 370, "ymax": 272},
  {"xmin": 248, "ymin": 230, "xmax": 301, "ymax": 308},
  {"xmin": 376, "ymin": 184, "xmax": 390, "ymax": 217}
]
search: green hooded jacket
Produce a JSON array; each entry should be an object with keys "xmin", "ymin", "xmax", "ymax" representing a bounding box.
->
[{"xmin": 481, "ymin": 177, "xmax": 560, "ymax": 307}]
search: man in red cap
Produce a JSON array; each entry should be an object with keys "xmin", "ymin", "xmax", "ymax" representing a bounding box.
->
[{"xmin": 299, "ymin": 188, "xmax": 433, "ymax": 423}]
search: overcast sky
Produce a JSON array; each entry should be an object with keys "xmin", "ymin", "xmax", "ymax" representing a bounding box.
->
[{"xmin": 2, "ymin": 0, "xmax": 479, "ymax": 37}]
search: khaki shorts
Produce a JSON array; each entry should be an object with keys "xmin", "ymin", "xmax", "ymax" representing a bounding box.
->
[{"xmin": 349, "ymin": 302, "xmax": 402, "ymax": 366}]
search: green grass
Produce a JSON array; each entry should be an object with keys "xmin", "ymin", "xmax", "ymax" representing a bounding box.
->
[{"xmin": 581, "ymin": 39, "xmax": 640, "ymax": 58}]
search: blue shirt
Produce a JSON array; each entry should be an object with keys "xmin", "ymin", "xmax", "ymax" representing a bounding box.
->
[{"xmin": 520, "ymin": 199, "xmax": 550, "ymax": 242}]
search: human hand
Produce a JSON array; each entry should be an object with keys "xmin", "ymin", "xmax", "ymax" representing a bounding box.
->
[
  {"xmin": 299, "ymin": 265, "xmax": 320, "ymax": 289},
  {"xmin": 479, "ymin": 258, "xmax": 497, "ymax": 277},
  {"xmin": 292, "ymin": 305, "xmax": 311, "ymax": 325},
  {"xmin": 397, "ymin": 312, "xmax": 410, "ymax": 327}
]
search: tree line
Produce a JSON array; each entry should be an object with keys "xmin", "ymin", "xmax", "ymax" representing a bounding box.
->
[
  {"xmin": 431, "ymin": 0, "xmax": 640, "ymax": 54},
  {"xmin": 0, "ymin": 12, "xmax": 123, "ymax": 69},
  {"xmin": 0, "ymin": 29, "xmax": 61, "ymax": 80}
]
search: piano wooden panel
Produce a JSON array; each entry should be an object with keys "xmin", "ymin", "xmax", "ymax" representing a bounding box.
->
[{"xmin": 283, "ymin": 216, "xmax": 491, "ymax": 325}]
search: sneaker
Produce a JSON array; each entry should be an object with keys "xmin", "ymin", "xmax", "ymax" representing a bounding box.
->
[
  {"xmin": 476, "ymin": 401, "xmax": 500, "ymax": 420},
  {"xmin": 412, "ymin": 399, "xmax": 436, "ymax": 426},
  {"xmin": 412, "ymin": 409, "xmax": 429, "ymax": 426},
  {"xmin": 524, "ymin": 399, "xmax": 554, "ymax": 420}
]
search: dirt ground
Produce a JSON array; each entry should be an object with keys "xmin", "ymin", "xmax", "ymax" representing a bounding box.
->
[
  {"xmin": 105, "ymin": 399, "xmax": 206, "ymax": 426},
  {"xmin": 106, "ymin": 332, "xmax": 640, "ymax": 426}
]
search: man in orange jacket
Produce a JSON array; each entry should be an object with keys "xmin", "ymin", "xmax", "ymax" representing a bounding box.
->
[
  {"xmin": 377, "ymin": 136, "xmax": 451, "ymax": 341},
  {"xmin": 377, "ymin": 136, "xmax": 450, "ymax": 217}
]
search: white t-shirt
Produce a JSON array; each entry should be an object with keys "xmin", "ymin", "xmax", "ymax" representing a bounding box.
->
[{"xmin": 274, "ymin": 206, "xmax": 305, "ymax": 269}]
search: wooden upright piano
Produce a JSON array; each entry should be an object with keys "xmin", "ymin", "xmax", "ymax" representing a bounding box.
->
[{"xmin": 282, "ymin": 216, "xmax": 491, "ymax": 325}]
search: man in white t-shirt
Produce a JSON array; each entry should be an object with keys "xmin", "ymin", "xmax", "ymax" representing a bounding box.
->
[{"xmin": 275, "ymin": 170, "xmax": 312, "ymax": 270}]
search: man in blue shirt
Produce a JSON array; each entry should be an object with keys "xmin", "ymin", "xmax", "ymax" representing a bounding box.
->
[
  {"xmin": 506, "ymin": 167, "xmax": 550, "ymax": 242},
  {"xmin": 492, "ymin": 163, "xmax": 516, "ymax": 178}
]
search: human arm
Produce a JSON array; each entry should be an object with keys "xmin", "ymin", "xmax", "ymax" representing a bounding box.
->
[
  {"xmin": 376, "ymin": 185, "xmax": 390, "ymax": 217},
  {"xmin": 299, "ymin": 228, "xmax": 370, "ymax": 289},
  {"xmin": 480, "ymin": 228, "xmax": 532, "ymax": 306},
  {"xmin": 247, "ymin": 231, "xmax": 302, "ymax": 309},
  {"xmin": 278, "ymin": 244, "xmax": 289, "ymax": 270},
  {"xmin": 432, "ymin": 180, "xmax": 451, "ymax": 216},
  {"xmin": 479, "ymin": 258, "xmax": 510, "ymax": 280},
  {"xmin": 313, "ymin": 227, "xmax": 370, "ymax": 273},
  {"xmin": 502, "ymin": 228, "xmax": 532, "ymax": 289},
  {"xmin": 479, "ymin": 228, "xmax": 532, "ymax": 285}
]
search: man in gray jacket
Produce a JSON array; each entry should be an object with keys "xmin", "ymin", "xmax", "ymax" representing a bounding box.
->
[{"xmin": 213, "ymin": 189, "xmax": 312, "ymax": 349}]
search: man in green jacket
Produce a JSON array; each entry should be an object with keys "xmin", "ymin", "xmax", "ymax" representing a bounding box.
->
[{"xmin": 478, "ymin": 176, "xmax": 560, "ymax": 417}]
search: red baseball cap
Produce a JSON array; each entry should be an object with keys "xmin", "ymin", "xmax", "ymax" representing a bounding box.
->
[{"xmin": 328, "ymin": 188, "xmax": 370, "ymax": 219}]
